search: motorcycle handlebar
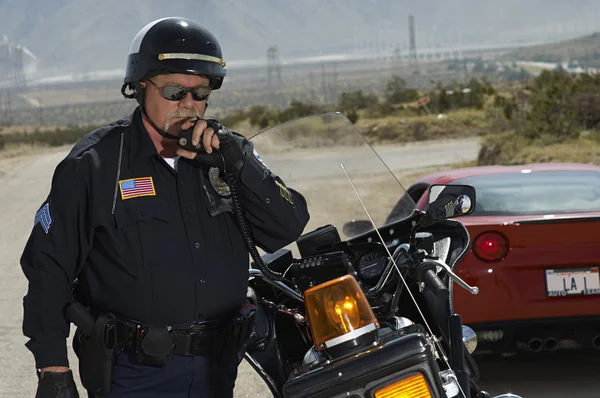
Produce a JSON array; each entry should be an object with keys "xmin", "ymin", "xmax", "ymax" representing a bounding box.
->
[{"xmin": 422, "ymin": 268, "xmax": 450, "ymax": 301}]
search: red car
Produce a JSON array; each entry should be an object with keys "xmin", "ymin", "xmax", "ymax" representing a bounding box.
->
[{"xmin": 404, "ymin": 162, "xmax": 600, "ymax": 355}]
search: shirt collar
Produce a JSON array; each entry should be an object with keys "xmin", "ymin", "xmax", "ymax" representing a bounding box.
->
[{"xmin": 129, "ymin": 106, "xmax": 161, "ymax": 164}]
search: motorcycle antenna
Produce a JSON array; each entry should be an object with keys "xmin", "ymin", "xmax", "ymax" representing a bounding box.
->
[{"xmin": 340, "ymin": 162, "xmax": 469, "ymax": 398}]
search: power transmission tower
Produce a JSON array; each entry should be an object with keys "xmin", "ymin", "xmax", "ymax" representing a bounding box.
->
[
  {"xmin": 408, "ymin": 14, "xmax": 420, "ymax": 75},
  {"xmin": 0, "ymin": 36, "xmax": 27, "ymax": 91},
  {"xmin": 0, "ymin": 36, "xmax": 28, "ymax": 126},
  {"xmin": 267, "ymin": 46, "xmax": 282, "ymax": 86}
]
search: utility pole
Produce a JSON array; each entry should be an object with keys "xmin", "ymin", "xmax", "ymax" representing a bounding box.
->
[{"xmin": 409, "ymin": 14, "xmax": 420, "ymax": 75}]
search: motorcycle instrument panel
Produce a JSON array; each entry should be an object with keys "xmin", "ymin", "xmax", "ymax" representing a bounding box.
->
[{"xmin": 356, "ymin": 251, "xmax": 388, "ymax": 281}]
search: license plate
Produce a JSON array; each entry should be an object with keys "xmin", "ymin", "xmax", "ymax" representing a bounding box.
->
[{"xmin": 545, "ymin": 267, "xmax": 600, "ymax": 297}]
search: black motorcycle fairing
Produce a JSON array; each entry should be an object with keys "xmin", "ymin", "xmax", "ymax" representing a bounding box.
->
[
  {"xmin": 282, "ymin": 324, "xmax": 445, "ymax": 398},
  {"xmin": 343, "ymin": 211, "xmax": 469, "ymax": 278},
  {"xmin": 346, "ymin": 211, "xmax": 421, "ymax": 247}
]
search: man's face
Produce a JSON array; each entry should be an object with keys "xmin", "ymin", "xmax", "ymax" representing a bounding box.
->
[{"xmin": 141, "ymin": 73, "xmax": 211, "ymax": 136}]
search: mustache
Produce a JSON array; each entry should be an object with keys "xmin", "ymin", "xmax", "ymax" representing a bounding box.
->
[{"xmin": 164, "ymin": 110, "xmax": 201, "ymax": 130}]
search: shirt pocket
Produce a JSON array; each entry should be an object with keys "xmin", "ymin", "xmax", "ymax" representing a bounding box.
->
[{"xmin": 113, "ymin": 199, "xmax": 174, "ymax": 270}]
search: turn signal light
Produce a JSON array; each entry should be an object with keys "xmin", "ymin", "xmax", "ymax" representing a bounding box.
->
[
  {"xmin": 473, "ymin": 231, "xmax": 508, "ymax": 261},
  {"xmin": 374, "ymin": 373, "xmax": 432, "ymax": 398},
  {"xmin": 304, "ymin": 274, "xmax": 379, "ymax": 351}
]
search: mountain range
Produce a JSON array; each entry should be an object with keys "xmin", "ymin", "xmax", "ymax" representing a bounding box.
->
[{"xmin": 1, "ymin": 0, "xmax": 599, "ymax": 77}]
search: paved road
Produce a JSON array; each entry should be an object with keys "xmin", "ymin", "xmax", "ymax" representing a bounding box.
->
[
  {"xmin": 2, "ymin": 138, "xmax": 597, "ymax": 397},
  {"xmin": 255, "ymin": 137, "xmax": 481, "ymax": 184},
  {"xmin": 476, "ymin": 351, "xmax": 600, "ymax": 397}
]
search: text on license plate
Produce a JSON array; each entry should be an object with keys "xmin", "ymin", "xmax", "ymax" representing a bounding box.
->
[{"xmin": 545, "ymin": 267, "xmax": 600, "ymax": 297}]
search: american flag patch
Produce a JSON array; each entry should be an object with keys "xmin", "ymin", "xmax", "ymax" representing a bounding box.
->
[
  {"xmin": 119, "ymin": 177, "xmax": 156, "ymax": 200},
  {"xmin": 34, "ymin": 203, "xmax": 52, "ymax": 234}
]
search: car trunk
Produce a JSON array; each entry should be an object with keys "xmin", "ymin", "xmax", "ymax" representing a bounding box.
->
[{"xmin": 454, "ymin": 212, "xmax": 600, "ymax": 324}]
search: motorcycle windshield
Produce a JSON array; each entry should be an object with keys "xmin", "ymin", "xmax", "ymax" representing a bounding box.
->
[{"xmin": 248, "ymin": 112, "xmax": 418, "ymax": 241}]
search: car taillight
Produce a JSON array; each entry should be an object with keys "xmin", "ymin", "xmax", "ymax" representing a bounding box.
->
[{"xmin": 473, "ymin": 232, "xmax": 508, "ymax": 261}]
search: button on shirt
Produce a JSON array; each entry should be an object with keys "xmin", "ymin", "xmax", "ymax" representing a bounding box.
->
[{"xmin": 20, "ymin": 107, "xmax": 310, "ymax": 368}]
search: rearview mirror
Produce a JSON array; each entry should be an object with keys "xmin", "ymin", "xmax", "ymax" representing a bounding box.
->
[{"xmin": 426, "ymin": 184, "xmax": 476, "ymax": 220}]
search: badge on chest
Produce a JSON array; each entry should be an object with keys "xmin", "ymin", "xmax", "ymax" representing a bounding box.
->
[{"xmin": 208, "ymin": 167, "xmax": 231, "ymax": 197}]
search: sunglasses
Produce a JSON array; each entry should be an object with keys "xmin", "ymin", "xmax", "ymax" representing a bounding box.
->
[{"xmin": 147, "ymin": 79, "xmax": 211, "ymax": 101}]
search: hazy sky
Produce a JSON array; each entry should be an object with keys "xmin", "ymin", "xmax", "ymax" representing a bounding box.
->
[{"xmin": 0, "ymin": 0, "xmax": 599, "ymax": 77}]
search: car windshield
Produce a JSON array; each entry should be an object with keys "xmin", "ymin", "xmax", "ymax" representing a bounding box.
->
[{"xmin": 453, "ymin": 170, "xmax": 600, "ymax": 216}]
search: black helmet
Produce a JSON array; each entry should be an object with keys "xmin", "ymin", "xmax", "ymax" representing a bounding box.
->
[{"xmin": 124, "ymin": 17, "xmax": 226, "ymax": 90}]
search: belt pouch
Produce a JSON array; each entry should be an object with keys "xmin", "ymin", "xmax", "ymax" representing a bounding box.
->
[{"xmin": 135, "ymin": 325, "xmax": 174, "ymax": 367}]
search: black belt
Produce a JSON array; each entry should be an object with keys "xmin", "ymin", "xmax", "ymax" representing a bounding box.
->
[{"xmin": 112, "ymin": 317, "xmax": 231, "ymax": 357}]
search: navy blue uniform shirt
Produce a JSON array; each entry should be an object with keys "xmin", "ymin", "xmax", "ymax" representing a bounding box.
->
[{"xmin": 20, "ymin": 107, "xmax": 310, "ymax": 369}]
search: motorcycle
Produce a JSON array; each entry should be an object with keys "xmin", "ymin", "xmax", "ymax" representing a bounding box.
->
[{"xmin": 234, "ymin": 113, "xmax": 521, "ymax": 398}]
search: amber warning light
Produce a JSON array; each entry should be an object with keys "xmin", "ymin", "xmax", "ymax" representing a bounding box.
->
[
  {"xmin": 374, "ymin": 373, "xmax": 432, "ymax": 398},
  {"xmin": 304, "ymin": 274, "xmax": 379, "ymax": 351}
]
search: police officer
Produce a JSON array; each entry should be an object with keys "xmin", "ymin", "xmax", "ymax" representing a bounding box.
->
[{"xmin": 21, "ymin": 17, "xmax": 310, "ymax": 398}]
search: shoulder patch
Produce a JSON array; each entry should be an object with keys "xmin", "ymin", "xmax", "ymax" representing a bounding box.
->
[
  {"xmin": 34, "ymin": 203, "xmax": 52, "ymax": 234},
  {"xmin": 275, "ymin": 180, "xmax": 294, "ymax": 206},
  {"xmin": 253, "ymin": 148, "xmax": 268, "ymax": 168}
]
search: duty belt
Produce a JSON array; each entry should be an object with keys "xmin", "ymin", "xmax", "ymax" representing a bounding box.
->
[{"xmin": 111, "ymin": 317, "xmax": 231, "ymax": 357}]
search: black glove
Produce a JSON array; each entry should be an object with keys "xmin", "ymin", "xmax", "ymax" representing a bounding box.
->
[
  {"xmin": 36, "ymin": 370, "xmax": 79, "ymax": 398},
  {"xmin": 179, "ymin": 118, "xmax": 245, "ymax": 176}
]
